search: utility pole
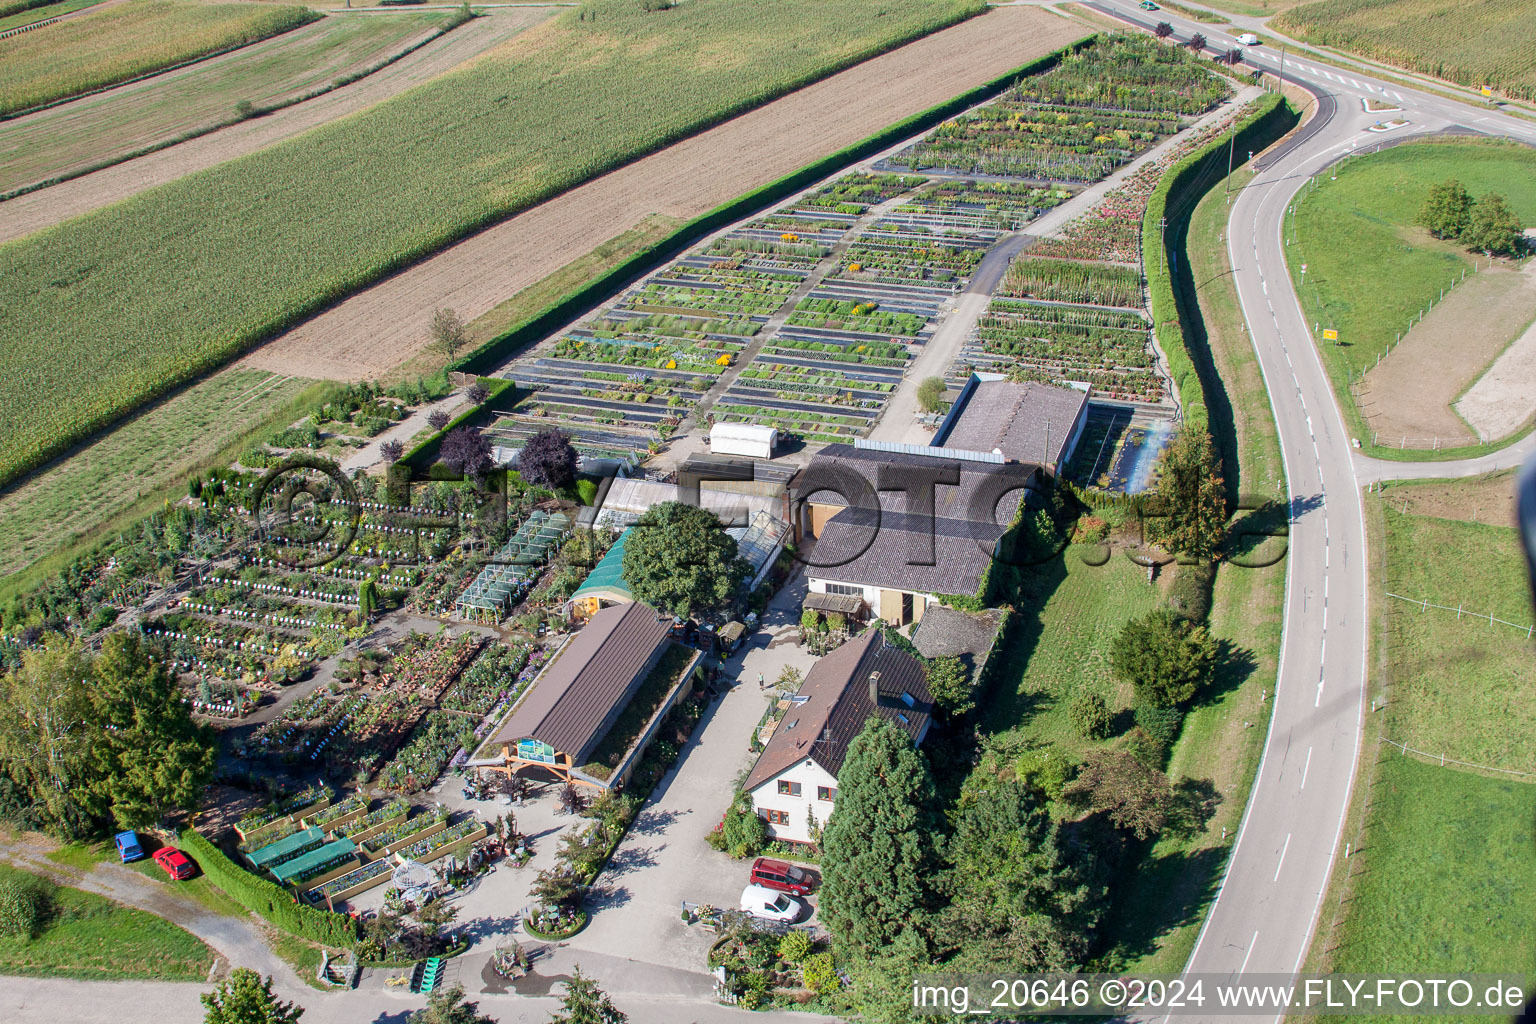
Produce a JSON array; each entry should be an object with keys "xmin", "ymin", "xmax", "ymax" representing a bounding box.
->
[{"xmin": 1226, "ymin": 131, "xmax": 1235, "ymax": 193}]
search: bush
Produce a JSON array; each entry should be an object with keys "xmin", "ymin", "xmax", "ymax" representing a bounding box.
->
[
  {"xmin": 778, "ymin": 930, "xmax": 813, "ymax": 964},
  {"xmin": 1135, "ymin": 702, "xmax": 1185, "ymax": 750},
  {"xmin": 0, "ymin": 875, "xmax": 51, "ymax": 939},
  {"xmin": 721, "ymin": 793, "xmax": 767, "ymax": 859},
  {"xmin": 179, "ymin": 829, "xmax": 356, "ymax": 947},
  {"xmin": 1166, "ymin": 561, "xmax": 1215, "ymax": 622},
  {"xmin": 1067, "ymin": 688, "xmax": 1114, "ymax": 740},
  {"xmin": 1014, "ymin": 745, "xmax": 1074, "ymax": 801},
  {"xmin": 802, "ymin": 952, "xmax": 837, "ymax": 994}
]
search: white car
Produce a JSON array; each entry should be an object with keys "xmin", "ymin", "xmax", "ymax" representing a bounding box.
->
[
  {"xmin": 739, "ymin": 883, "xmax": 805, "ymax": 923},
  {"xmin": 1236, "ymin": 33, "xmax": 1260, "ymax": 46}
]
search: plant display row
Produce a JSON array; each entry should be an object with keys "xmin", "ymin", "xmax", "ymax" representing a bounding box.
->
[
  {"xmin": 794, "ymin": 172, "xmax": 927, "ymax": 213},
  {"xmin": 832, "ymin": 238, "xmax": 982, "ymax": 285},
  {"xmin": 393, "ymin": 631, "xmax": 485, "ymax": 701},
  {"xmin": 377, "ymin": 710, "xmax": 480, "ymax": 794},
  {"xmin": 438, "ymin": 642, "xmax": 535, "ymax": 717},
  {"xmin": 360, "ymin": 806, "xmax": 451, "ymax": 855},
  {"xmin": 238, "ymin": 784, "xmax": 333, "ymax": 835},
  {"xmin": 965, "ymin": 304, "xmax": 1163, "ymax": 404},
  {"xmin": 395, "ymin": 817, "xmax": 485, "ymax": 861},
  {"xmin": 999, "ymin": 257, "xmax": 1143, "ymax": 308},
  {"xmin": 313, "ymin": 858, "xmax": 394, "ymax": 901},
  {"xmin": 785, "ymin": 297, "xmax": 928, "ymax": 336},
  {"xmin": 887, "ymin": 34, "xmax": 1229, "ymax": 182},
  {"xmin": 335, "ymin": 798, "xmax": 410, "ymax": 840}
]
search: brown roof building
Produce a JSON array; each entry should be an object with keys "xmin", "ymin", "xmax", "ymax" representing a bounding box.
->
[
  {"xmin": 932, "ymin": 372, "xmax": 1090, "ymax": 471},
  {"xmin": 478, "ymin": 601, "xmax": 673, "ymax": 786},
  {"xmin": 743, "ymin": 629, "xmax": 933, "ymax": 843}
]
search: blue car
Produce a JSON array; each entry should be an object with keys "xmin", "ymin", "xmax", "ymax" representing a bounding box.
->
[{"xmin": 114, "ymin": 830, "xmax": 144, "ymax": 863}]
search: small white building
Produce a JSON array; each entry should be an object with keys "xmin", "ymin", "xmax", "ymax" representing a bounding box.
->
[
  {"xmin": 709, "ymin": 421, "xmax": 777, "ymax": 459},
  {"xmin": 742, "ymin": 628, "xmax": 933, "ymax": 845}
]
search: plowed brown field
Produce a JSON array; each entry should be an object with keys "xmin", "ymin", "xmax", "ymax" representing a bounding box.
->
[{"xmin": 237, "ymin": 5, "xmax": 1086, "ymax": 381}]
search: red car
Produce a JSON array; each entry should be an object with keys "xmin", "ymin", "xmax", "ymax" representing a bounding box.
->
[
  {"xmin": 749, "ymin": 857, "xmax": 815, "ymax": 896},
  {"xmin": 153, "ymin": 846, "xmax": 195, "ymax": 881}
]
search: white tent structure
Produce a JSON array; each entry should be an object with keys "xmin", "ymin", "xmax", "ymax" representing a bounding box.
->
[{"xmin": 709, "ymin": 421, "xmax": 777, "ymax": 459}]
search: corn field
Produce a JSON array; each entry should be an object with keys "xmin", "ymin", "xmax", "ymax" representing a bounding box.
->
[
  {"xmin": 0, "ymin": 0, "xmax": 319, "ymax": 115},
  {"xmin": 1275, "ymin": 0, "xmax": 1536, "ymax": 102}
]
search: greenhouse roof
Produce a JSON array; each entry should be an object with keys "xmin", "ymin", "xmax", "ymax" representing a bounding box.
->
[
  {"xmin": 246, "ymin": 826, "xmax": 324, "ymax": 870},
  {"xmin": 571, "ymin": 528, "xmax": 633, "ymax": 603},
  {"xmin": 270, "ymin": 838, "xmax": 357, "ymax": 884}
]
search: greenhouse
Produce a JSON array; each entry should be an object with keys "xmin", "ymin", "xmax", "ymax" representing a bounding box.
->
[{"xmin": 455, "ymin": 510, "xmax": 572, "ymax": 620}]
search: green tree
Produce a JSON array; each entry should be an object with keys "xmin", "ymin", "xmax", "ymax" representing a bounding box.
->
[
  {"xmin": 429, "ymin": 307, "xmax": 469, "ymax": 360},
  {"xmin": 621, "ymin": 501, "xmax": 749, "ymax": 619},
  {"xmin": 0, "ymin": 875, "xmax": 51, "ymax": 939},
  {"xmin": 937, "ymin": 781, "xmax": 1104, "ymax": 970},
  {"xmin": 1464, "ymin": 192, "xmax": 1524, "ymax": 256},
  {"xmin": 201, "ymin": 968, "xmax": 304, "ymax": 1024},
  {"xmin": 0, "ymin": 637, "xmax": 97, "ymax": 836},
  {"xmin": 1063, "ymin": 749, "xmax": 1174, "ymax": 840},
  {"xmin": 1415, "ymin": 178, "xmax": 1473, "ymax": 240},
  {"xmin": 720, "ymin": 791, "xmax": 767, "ymax": 858},
  {"xmin": 408, "ymin": 985, "xmax": 496, "ymax": 1024},
  {"xmin": 550, "ymin": 967, "xmax": 627, "ymax": 1024},
  {"xmin": 1153, "ymin": 428, "xmax": 1227, "ymax": 562},
  {"xmin": 357, "ymin": 578, "xmax": 378, "ymax": 619},
  {"xmin": 925, "ymin": 655, "xmax": 973, "ymax": 717},
  {"xmin": 1111, "ymin": 608, "xmax": 1216, "ymax": 708},
  {"xmin": 819, "ymin": 718, "xmax": 938, "ymax": 953},
  {"xmin": 916, "ymin": 376, "xmax": 948, "ymax": 414},
  {"xmin": 85, "ymin": 632, "xmax": 218, "ymax": 829},
  {"xmin": 1067, "ymin": 687, "xmax": 1114, "ymax": 740}
]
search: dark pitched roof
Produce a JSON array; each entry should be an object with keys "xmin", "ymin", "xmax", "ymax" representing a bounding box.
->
[
  {"xmin": 936, "ymin": 379, "xmax": 1088, "ymax": 467},
  {"xmin": 795, "ymin": 444, "xmax": 1042, "ymax": 596},
  {"xmin": 743, "ymin": 629, "xmax": 932, "ymax": 792},
  {"xmin": 489, "ymin": 601, "xmax": 671, "ymax": 763},
  {"xmin": 913, "ymin": 605, "xmax": 1007, "ymax": 685}
]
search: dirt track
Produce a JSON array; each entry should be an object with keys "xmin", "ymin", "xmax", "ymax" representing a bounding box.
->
[
  {"xmin": 0, "ymin": 8, "xmax": 549, "ymax": 243},
  {"xmin": 237, "ymin": 5, "xmax": 1086, "ymax": 381},
  {"xmin": 1357, "ymin": 260, "xmax": 1536, "ymax": 445}
]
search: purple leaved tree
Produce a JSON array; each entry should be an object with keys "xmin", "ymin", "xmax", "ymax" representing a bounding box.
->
[
  {"xmin": 441, "ymin": 426, "xmax": 492, "ymax": 477},
  {"xmin": 380, "ymin": 439, "xmax": 404, "ymax": 464},
  {"xmin": 466, "ymin": 382, "xmax": 489, "ymax": 405},
  {"xmin": 518, "ymin": 429, "xmax": 578, "ymax": 490},
  {"xmin": 427, "ymin": 410, "xmax": 450, "ymax": 432}
]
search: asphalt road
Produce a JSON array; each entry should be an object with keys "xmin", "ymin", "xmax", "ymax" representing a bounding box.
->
[{"xmin": 1090, "ymin": 1, "xmax": 1536, "ymax": 1012}]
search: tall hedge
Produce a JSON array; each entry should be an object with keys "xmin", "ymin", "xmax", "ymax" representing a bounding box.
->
[
  {"xmin": 180, "ymin": 828, "xmax": 357, "ymax": 947},
  {"xmin": 1143, "ymin": 91, "xmax": 1300, "ymax": 433}
]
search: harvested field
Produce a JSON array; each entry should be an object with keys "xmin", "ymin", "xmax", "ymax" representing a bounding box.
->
[
  {"xmin": 0, "ymin": 0, "xmax": 319, "ymax": 115},
  {"xmin": 1357, "ymin": 260, "xmax": 1536, "ymax": 446},
  {"xmin": 0, "ymin": 10, "xmax": 451, "ymax": 195},
  {"xmin": 1456, "ymin": 313, "xmax": 1536, "ymax": 441},
  {"xmin": 1377, "ymin": 470, "xmax": 1518, "ymax": 528},
  {"xmin": 0, "ymin": 8, "xmax": 545, "ymax": 238},
  {"xmin": 239, "ymin": 5, "xmax": 1087, "ymax": 381}
]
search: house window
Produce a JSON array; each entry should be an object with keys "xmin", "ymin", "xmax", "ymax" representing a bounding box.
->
[
  {"xmin": 777, "ymin": 780, "xmax": 802, "ymax": 797},
  {"xmin": 824, "ymin": 583, "xmax": 863, "ymax": 597},
  {"xmin": 766, "ymin": 809, "xmax": 789, "ymax": 825},
  {"xmin": 817, "ymin": 786, "xmax": 836, "ymax": 802}
]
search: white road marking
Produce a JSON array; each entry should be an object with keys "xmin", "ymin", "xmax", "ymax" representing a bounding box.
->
[
  {"xmin": 1273, "ymin": 834, "xmax": 1292, "ymax": 881},
  {"xmin": 1300, "ymin": 747, "xmax": 1313, "ymax": 790},
  {"xmin": 1240, "ymin": 931, "xmax": 1261, "ymax": 973}
]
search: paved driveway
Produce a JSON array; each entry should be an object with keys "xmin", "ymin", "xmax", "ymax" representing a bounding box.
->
[{"xmin": 563, "ymin": 570, "xmax": 820, "ymax": 972}]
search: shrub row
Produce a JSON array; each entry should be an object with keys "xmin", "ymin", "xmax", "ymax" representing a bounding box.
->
[
  {"xmin": 1142, "ymin": 90, "xmax": 1299, "ymax": 433},
  {"xmin": 179, "ymin": 828, "xmax": 358, "ymax": 947}
]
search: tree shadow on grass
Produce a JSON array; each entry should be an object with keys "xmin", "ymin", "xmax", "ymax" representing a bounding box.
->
[
  {"xmin": 1200, "ymin": 637, "xmax": 1258, "ymax": 706},
  {"xmin": 1101, "ymin": 844, "xmax": 1228, "ymax": 965}
]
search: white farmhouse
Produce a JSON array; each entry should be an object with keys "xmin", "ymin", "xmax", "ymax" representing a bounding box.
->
[{"xmin": 742, "ymin": 628, "xmax": 933, "ymax": 846}]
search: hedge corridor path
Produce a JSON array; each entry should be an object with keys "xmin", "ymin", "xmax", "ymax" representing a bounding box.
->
[{"xmin": 0, "ymin": 833, "xmax": 291, "ymax": 983}]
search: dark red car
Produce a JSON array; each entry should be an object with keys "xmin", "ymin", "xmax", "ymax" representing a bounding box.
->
[
  {"xmin": 153, "ymin": 846, "xmax": 195, "ymax": 881},
  {"xmin": 749, "ymin": 857, "xmax": 814, "ymax": 896}
]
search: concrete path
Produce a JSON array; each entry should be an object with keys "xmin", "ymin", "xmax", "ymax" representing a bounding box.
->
[{"xmin": 339, "ymin": 388, "xmax": 468, "ymax": 475}]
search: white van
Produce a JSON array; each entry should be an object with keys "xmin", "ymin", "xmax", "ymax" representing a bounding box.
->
[{"xmin": 1236, "ymin": 33, "xmax": 1260, "ymax": 46}]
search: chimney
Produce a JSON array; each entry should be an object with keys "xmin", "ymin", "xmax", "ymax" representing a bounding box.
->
[{"xmin": 867, "ymin": 670, "xmax": 881, "ymax": 707}]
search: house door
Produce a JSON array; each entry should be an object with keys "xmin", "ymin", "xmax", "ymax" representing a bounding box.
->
[{"xmin": 901, "ymin": 593, "xmax": 913, "ymax": 622}]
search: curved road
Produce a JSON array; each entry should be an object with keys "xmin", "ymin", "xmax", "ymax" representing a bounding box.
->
[{"xmin": 1092, "ymin": 0, "xmax": 1536, "ymax": 1008}]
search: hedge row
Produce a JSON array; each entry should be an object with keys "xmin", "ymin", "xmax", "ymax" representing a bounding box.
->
[
  {"xmin": 1142, "ymin": 90, "xmax": 1299, "ymax": 433},
  {"xmin": 400, "ymin": 375, "xmax": 514, "ymax": 471},
  {"xmin": 180, "ymin": 828, "xmax": 358, "ymax": 947},
  {"xmin": 449, "ymin": 36, "xmax": 1097, "ymax": 380}
]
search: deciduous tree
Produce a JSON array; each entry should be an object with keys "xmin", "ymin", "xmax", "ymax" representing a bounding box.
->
[
  {"xmin": 925, "ymin": 655, "xmax": 973, "ymax": 717},
  {"xmin": 820, "ymin": 718, "xmax": 938, "ymax": 953},
  {"xmin": 621, "ymin": 501, "xmax": 748, "ymax": 619},
  {"xmin": 1063, "ymin": 749, "xmax": 1174, "ymax": 840},
  {"xmin": 408, "ymin": 985, "xmax": 495, "ymax": 1024},
  {"xmin": 1464, "ymin": 192, "xmax": 1524, "ymax": 256},
  {"xmin": 1416, "ymin": 179, "xmax": 1473, "ymax": 240},
  {"xmin": 1111, "ymin": 607, "xmax": 1216, "ymax": 708},
  {"xmin": 440, "ymin": 426, "xmax": 492, "ymax": 477},
  {"xmin": 916, "ymin": 376, "xmax": 947, "ymax": 414},
  {"xmin": 1154, "ymin": 21, "xmax": 1173, "ymax": 38},
  {"xmin": 429, "ymin": 308, "xmax": 469, "ymax": 361},
  {"xmin": 519, "ymin": 430, "xmax": 578, "ymax": 490}
]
